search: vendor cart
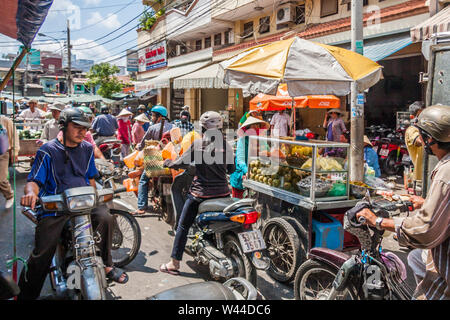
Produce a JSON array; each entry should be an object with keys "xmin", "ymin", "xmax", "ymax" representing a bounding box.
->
[
  {"xmin": 15, "ymin": 119, "xmax": 45, "ymax": 166},
  {"xmin": 243, "ymin": 135, "xmax": 362, "ymax": 283}
]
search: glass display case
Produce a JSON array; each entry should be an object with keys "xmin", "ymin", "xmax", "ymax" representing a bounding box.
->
[{"xmin": 245, "ymin": 136, "xmax": 350, "ymax": 204}]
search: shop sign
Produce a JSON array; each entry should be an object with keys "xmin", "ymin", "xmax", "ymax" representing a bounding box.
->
[
  {"xmin": 126, "ymin": 50, "xmax": 139, "ymax": 72},
  {"xmin": 138, "ymin": 40, "xmax": 167, "ymax": 72}
]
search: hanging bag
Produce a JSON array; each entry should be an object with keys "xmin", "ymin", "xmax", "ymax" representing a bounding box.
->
[{"xmin": 143, "ymin": 119, "xmax": 171, "ymax": 178}]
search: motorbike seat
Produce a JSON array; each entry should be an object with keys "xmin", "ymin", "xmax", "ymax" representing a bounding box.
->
[
  {"xmin": 197, "ymin": 197, "xmax": 238, "ymax": 214},
  {"xmin": 100, "ymin": 139, "xmax": 121, "ymax": 144},
  {"xmin": 149, "ymin": 281, "xmax": 236, "ymax": 300}
]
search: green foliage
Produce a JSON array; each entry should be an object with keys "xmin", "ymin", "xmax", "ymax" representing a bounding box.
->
[
  {"xmin": 139, "ymin": 6, "xmax": 165, "ymax": 31},
  {"xmin": 86, "ymin": 63, "xmax": 123, "ymax": 99}
]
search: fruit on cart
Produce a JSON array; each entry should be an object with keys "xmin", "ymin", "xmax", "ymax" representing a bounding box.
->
[
  {"xmin": 270, "ymin": 148, "xmax": 286, "ymax": 159},
  {"xmin": 19, "ymin": 129, "xmax": 42, "ymax": 140},
  {"xmin": 300, "ymin": 156, "xmax": 343, "ymax": 171},
  {"xmin": 290, "ymin": 146, "xmax": 312, "ymax": 157},
  {"xmin": 272, "ymin": 179, "xmax": 280, "ymax": 187}
]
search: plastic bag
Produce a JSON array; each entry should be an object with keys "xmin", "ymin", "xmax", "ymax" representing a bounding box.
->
[
  {"xmin": 134, "ymin": 150, "xmax": 144, "ymax": 167},
  {"xmin": 170, "ymin": 127, "xmax": 182, "ymax": 144},
  {"xmin": 123, "ymin": 150, "xmax": 139, "ymax": 169},
  {"xmin": 123, "ymin": 178, "xmax": 139, "ymax": 192}
]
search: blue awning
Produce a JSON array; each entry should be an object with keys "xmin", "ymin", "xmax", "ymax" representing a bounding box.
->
[{"xmin": 335, "ymin": 33, "xmax": 412, "ymax": 62}]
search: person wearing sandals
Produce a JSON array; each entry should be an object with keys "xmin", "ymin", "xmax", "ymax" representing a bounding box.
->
[
  {"xmin": 18, "ymin": 108, "xmax": 128, "ymax": 299},
  {"xmin": 230, "ymin": 116, "xmax": 270, "ymax": 198},
  {"xmin": 159, "ymin": 111, "xmax": 235, "ymax": 275}
]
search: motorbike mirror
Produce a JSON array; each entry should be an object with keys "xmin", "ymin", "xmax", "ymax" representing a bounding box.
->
[{"xmin": 0, "ymin": 271, "xmax": 20, "ymax": 300}]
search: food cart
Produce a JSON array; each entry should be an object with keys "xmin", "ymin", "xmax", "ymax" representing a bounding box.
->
[
  {"xmin": 242, "ymin": 135, "xmax": 363, "ymax": 283},
  {"xmin": 15, "ymin": 118, "xmax": 45, "ymax": 166}
]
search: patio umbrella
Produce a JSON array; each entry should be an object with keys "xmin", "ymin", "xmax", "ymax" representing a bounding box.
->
[
  {"xmin": 249, "ymin": 83, "xmax": 340, "ymax": 111},
  {"xmin": 220, "ymin": 36, "xmax": 383, "ymax": 97}
]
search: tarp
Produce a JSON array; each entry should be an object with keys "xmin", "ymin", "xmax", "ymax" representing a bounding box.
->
[
  {"xmin": 0, "ymin": 0, "xmax": 53, "ymax": 47},
  {"xmin": 173, "ymin": 63, "xmax": 238, "ymax": 89},
  {"xmin": 249, "ymin": 84, "xmax": 340, "ymax": 111},
  {"xmin": 411, "ymin": 5, "xmax": 450, "ymax": 43},
  {"xmin": 220, "ymin": 36, "xmax": 383, "ymax": 97}
]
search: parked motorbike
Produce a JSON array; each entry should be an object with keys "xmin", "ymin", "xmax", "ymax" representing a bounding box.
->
[
  {"xmin": 97, "ymin": 139, "xmax": 122, "ymax": 167},
  {"xmin": 0, "ymin": 271, "xmax": 20, "ymax": 300},
  {"xmin": 170, "ymin": 166, "xmax": 270, "ymax": 286},
  {"xmin": 95, "ymin": 159, "xmax": 141, "ymax": 267},
  {"xmin": 149, "ymin": 277, "xmax": 259, "ymax": 300},
  {"xmin": 294, "ymin": 193, "xmax": 415, "ymax": 300},
  {"xmin": 22, "ymin": 186, "xmax": 126, "ymax": 300}
]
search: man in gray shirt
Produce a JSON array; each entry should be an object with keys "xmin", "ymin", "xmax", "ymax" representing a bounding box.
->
[{"xmin": 37, "ymin": 103, "xmax": 64, "ymax": 146}]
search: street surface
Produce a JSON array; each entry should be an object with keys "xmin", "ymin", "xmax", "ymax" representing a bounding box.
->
[{"xmin": 0, "ymin": 164, "xmax": 416, "ymax": 300}]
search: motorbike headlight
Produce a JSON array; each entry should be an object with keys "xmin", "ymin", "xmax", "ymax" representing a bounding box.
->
[{"xmin": 66, "ymin": 194, "xmax": 96, "ymax": 212}]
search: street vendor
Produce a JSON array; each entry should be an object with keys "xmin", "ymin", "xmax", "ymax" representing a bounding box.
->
[
  {"xmin": 239, "ymin": 109, "xmax": 263, "ymax": 127},
  {"xmin": 38, "ymin": 103, "xmax": 64, "ymax": 146},
  {"xmin": 116, "ymin": 108, "xmax": 133, "ymax": 159},
  {"xmin": 230, "ymin": 116, "xmax": 270, "ymax": 198},
  {"xmin": 270, "ymin": 109, "xmax": 290, "ymax": 137},
  {"xmin": 18, "ymin": 99, "xmax": 44, "ymax": 124},
  {"xmin": 323, "ymin": 108, "xmax": 346, "ymax": 142}
]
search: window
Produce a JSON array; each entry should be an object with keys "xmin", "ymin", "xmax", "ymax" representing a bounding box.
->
[
  {"xmin": 320, "ymin": 0, "xmax": 338, "ymax": 17},
  {"xmin": 195, "ymin": 39, "xmax": 202, "ymax": 51},
  {"xmin": 259, "ymin": 16, "xmax": 270, "ymax": 34},
  {"xmin": 204, "ymin": 36, "xmax": 211, "ymax": 48},
  {"xmin": 295, "ymin": 4, "xmax": 306, "ymax": 24},
  {"xmin": 224, "ymin": 31, "xmax": 230, "ymax": 44},
  {"xmin": 214, "ymin": 33, "xmax": 221, "ymax": 46},
  {"xmin": 48, "ymin": 64, "xmax": 55, "ymax": 72},
  {"xmin": 243, "ymin": 21, "xmax": 254, "ymax": 39}
]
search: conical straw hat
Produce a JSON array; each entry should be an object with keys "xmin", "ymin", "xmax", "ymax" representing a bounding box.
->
[
  {"xmin": 134, "ymin": 113, "xmax": 150, "ymax": 123},
  {"xmin": 117, "ymin": 108, "xmax": 133, "ymax": 117}
]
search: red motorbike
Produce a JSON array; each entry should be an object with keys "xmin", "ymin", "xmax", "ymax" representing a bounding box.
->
[
  {"xmin": 378, "ymin": 129, "xmax": 409, "ymax": 176},
  {"xmin": 98, "ymin": 139, "xmax": 122, "ymax": 167}
]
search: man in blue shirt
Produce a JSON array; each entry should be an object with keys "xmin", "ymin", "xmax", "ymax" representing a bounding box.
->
[
  {"xmin": 91, "ymin": 105, "xmax": 118, "ymax": 145},
  {"xmin": 364, "ymin": 135, "xmax": 381, "ymax": 177},
  {"xmin": 18, "ymin": 108, "xmax": 128, "ymax": 300}
]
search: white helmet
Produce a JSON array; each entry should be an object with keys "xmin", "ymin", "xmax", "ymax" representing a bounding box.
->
[{"xmin": 200, "ymin": 111, "xmax": 223, "ymax": 129}]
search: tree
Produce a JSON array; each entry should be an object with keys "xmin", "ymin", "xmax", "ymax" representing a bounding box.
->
[{"xmin": 86, "ymin": 63, "xmax": 123, "ymax": 99}]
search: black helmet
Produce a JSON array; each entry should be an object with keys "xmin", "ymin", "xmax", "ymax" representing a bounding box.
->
[
  {"xmin": 59, "ymin": 108, "xmax": 92, "ymax": 130},
  {"xmin": 100, "ymin": 105, "xmax": 109, "ymax": 114}
]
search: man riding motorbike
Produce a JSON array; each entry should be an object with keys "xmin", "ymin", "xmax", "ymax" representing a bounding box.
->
[
  {"xmin": 159, "ymin": 111, "xmax": 235, "ymax": 275},
  {"xmin": 91, "ymin": 105, "xmax": 118, "ymax": 145},
  {"xmin": 356, "ymin": 105, "xmax": 450, "ymax": 300},
  {"xmin": 133, "ymin": 105, "xmax": 173, "ymax": 215},
  {"xmin": 18, "ymin": 108, "xmax": 128, "ymax": 300}
]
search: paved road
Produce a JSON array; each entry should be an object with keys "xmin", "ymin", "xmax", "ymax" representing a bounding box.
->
[{"xmin": 0, "ymin": 166, "xmax": 416, "ymax": 300}]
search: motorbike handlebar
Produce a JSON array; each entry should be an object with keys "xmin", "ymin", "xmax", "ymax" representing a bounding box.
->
[{"xmin": 113, "ymin": 187, "xmax": 127, "ymax": 194}]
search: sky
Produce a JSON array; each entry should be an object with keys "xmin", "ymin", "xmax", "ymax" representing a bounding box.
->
[{"xmin": 0, "ymin": 0, "xmax": 147, "ymax": 68}]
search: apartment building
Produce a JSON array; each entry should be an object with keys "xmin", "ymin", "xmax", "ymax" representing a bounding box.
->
[{"xmin": 134, "ymin": 0, "xmax": 443, "ymax": 128}]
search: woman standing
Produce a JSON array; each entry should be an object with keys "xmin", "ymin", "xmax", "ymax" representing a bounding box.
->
[
  {"xmin": 117, "ymin": 108, "xmax": 133, "ymax": 158},
  {"xmin": 230, "ymin": 116, "xmax": 270, "ymax": 198},
  {"xmin": 323, "ymin": 108, "xmax": 346, "ymax": 142},
  {"xmin": 131, "ymin": 113, "xmax": 150, "ymax": 148}
]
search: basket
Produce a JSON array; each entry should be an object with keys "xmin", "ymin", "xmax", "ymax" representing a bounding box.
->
[{"xmin": 143, "ymin": 140, "xmax": 171, "ymax": 178}]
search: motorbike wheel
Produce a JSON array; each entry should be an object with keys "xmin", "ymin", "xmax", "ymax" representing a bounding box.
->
[
  {"xmin": 294, "ymin": 259, "xmax": 358, "ymax": 300},
  {"xmin": 262, "ymin": 217, "xmax": 301, "ymax": 283},
  {"xmin": 383, "ymin": 151, "xmax": 402, "ymax": 176},
  {"xmin": 223, "ymin": 234, "xmax": 257, "ymax": 286},
  {"xmin": 110, "ymin": 210, "xmax": 142, "ymax": 268}
]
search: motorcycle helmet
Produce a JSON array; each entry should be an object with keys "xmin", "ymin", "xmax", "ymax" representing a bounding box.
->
[
  {"xmin": 200, "ymin": 111, "xmax": 223, "ymax": 130},
  {"xmin": 59, "ymin": 108, "xmax": 92, "ymax": 130},
  {"xmin": 151, "ymin": 105, "xmax": 168, "ymax": 118},
  {"xmin": 100, "ymin": 105, "xmax": 109, "ymax": 114},
  {"xmin": 415, "ymin": 105, "xmax": 450, "ymax": 143},
  {"xmin": 137, "ymin": 104, "xmax": 146, "ymax": 112},
  {"xmin": 77, "ymin": 106, "xmax": 94, "ymax": 121}
]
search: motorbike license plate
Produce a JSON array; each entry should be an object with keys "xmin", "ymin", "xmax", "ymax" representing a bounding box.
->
[
  {"xmin": 238, "ymin": 230, "xmax": 266, "ymax": 253},
  {"xmin": 379, "ymin": 148, "xmax": 389, "ymax": 157},
  {"xmin": 402, "ymin": 154, "xmax": 411, "ymax": 162},
  {"xmin": 162, "ymin": 184, "xmax": 171, "ymax": 196}
]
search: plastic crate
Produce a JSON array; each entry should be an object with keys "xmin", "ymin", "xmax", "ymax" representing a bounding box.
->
[
  {"xmin": 326, "ymin": 213, "xmax": 360, "ymax": 249},
  {"xmin": 312, "ymin": 213, "xmax": 344, "ymax": 250}
]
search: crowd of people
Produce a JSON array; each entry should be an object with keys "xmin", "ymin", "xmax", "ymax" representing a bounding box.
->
[{"xmin": 0, "ymin": 96, "xmax": 447, "ymax": 300}]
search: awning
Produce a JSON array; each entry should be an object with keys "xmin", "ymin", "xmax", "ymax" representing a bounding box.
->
[
  {"xmin": 173, "ymin": 63, "xmax": 236, "ymax": 89},
  {"xmin": 134, "ymin": 88, "xmax": 158, "ymax": 98},
  {"xmin": 137, "ymin": 61, "xmax": 210, "ymax": 90},
  {"xmin": 337, "ymin": 33, "xmax": 412, "ymax": 61},
  {"xmin": 411, "ymin": 5, "xmax": 450, "ymax": 43}
]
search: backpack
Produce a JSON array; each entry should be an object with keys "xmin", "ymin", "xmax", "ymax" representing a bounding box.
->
[{"xmin": 0, "ymin": 116, "xmax": 10, "ymax": 156}]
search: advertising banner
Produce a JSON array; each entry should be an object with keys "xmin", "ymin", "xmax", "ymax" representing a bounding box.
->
[
  {"xmin": 138, "ymin": 40, "xmax": 167, "ymax": 72},
  {"xmin": 127, "ymin": 49, "xmax": 138, "ymax": 72}
]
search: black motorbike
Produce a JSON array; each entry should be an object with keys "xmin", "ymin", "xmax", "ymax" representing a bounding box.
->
[
  {"xmin": 294, "ymin": 193, "xmax": 415, "ymax": 300},
  {"xmin": 170, "ymin": 166, "xmax": 270, "ymax": 286}
]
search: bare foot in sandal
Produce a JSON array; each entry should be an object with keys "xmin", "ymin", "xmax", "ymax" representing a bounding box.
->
[
  {"xmin": 132, "ymin": 209, "xmax": 146, "ymax": 215},
  {"xmin": 160, "ymin": 259, "xmax": 180, "ymax": 275}
]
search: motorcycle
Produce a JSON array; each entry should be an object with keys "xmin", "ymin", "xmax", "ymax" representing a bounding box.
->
[
  {"xmin": 97, "ymin": 138, "xmax": 122, "ymax": 167},
  {"xmin": 22, "ymin": 186, "xmax": 126, "ymax": 300},
  {"xmin": 294, "ymin": 193, "xmax": 415, "ymax": 300},
  {"xmin": 170, "ymin": 166, "xmax": 270, "ymax": 286},
  {"xmin": 377, "ymin": 130, "xmax": 409, "ymax": 176},
  {"xmin": 149, "ymin": 277, "xmax": 259, "ymax": 300},
  {"xmin": 95, "ymin": 159, "xmax": 141, "ymax": 267}
]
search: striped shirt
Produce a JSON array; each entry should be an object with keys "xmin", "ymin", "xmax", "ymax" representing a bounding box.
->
[{"xmin": 394, "ymin": 152, "xmax": 450, "ymax": 300}]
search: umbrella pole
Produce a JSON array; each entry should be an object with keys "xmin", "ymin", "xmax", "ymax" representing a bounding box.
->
[{"xmin": 292, "ymin": 97, "xmax": 295, "ymax": 136}]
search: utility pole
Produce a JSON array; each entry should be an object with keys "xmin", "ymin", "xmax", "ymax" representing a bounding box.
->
[
  {"xmin": 349, "ymin": 0, "xmax": 364, "ymax": 182},
  {"xmin": 67, "ymin": 19, "xmax": 72, "ymax": 95}
]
